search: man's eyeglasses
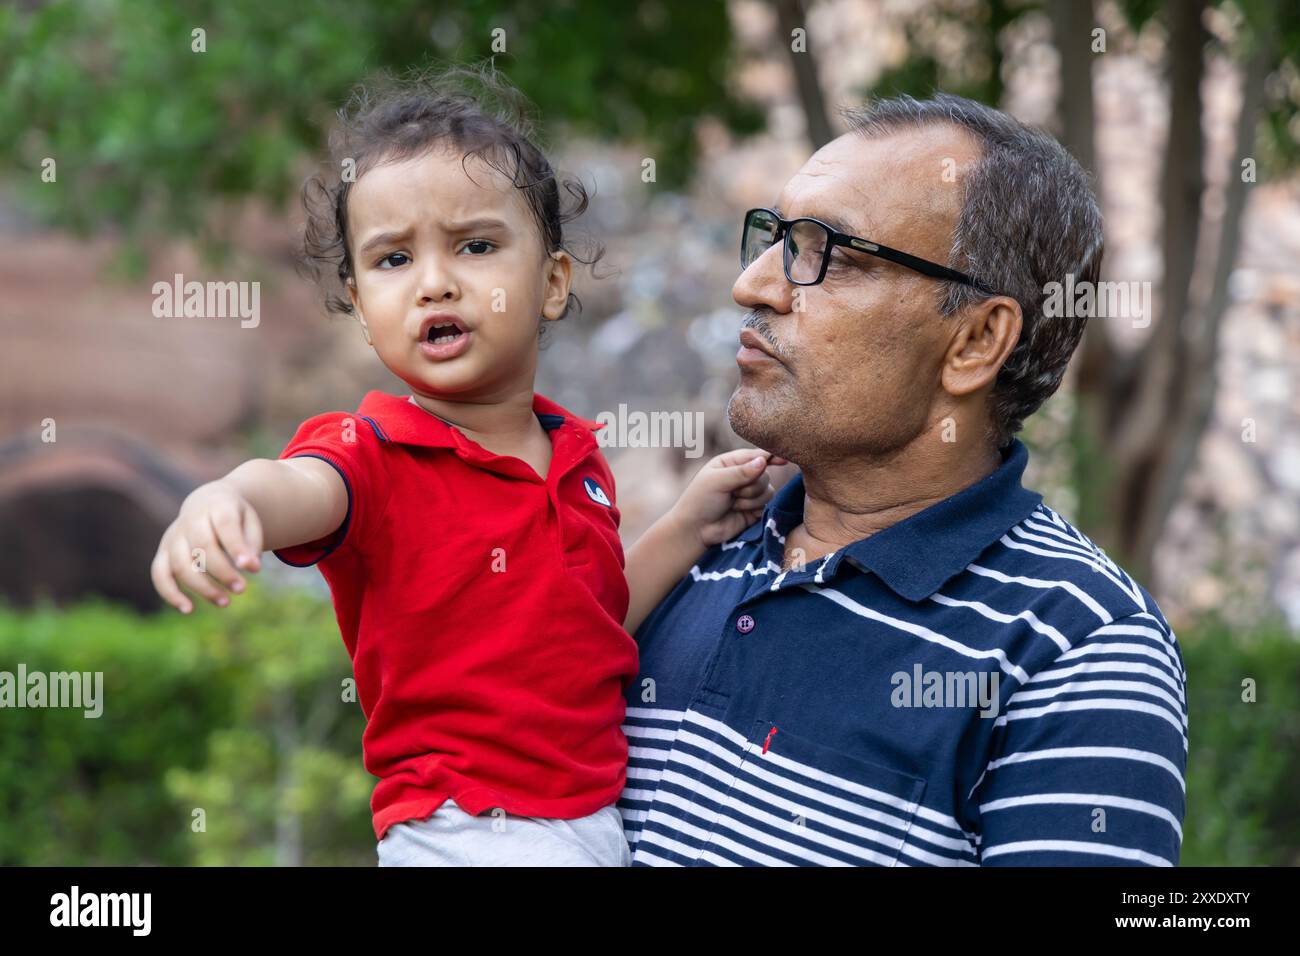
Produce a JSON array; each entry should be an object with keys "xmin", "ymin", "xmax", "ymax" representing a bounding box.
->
[{"xmin": 740, "ymin": 207, "xmax": 997, "ymax": 294}]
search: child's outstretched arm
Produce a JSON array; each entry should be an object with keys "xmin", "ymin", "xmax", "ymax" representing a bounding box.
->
[
  {"xmin": 623, "ymin": 448, "xmax": 784, "ymax": 635},
  {"xmin": 150, "ymin": 457, "xmax": 348, "ymax": 614}
]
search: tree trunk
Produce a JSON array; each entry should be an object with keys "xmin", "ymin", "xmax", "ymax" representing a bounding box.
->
[
  {"xmin": 1049, "ymin": 0, "xmax": 1098, "ymax": 175},
  {"xmin": 774, "ymin": 0, "xmax": 834, "ymax": 149},
  {"xmin": 1129, "ymin": 25, "xmax": 1272, "ymax": 575},
  {"xmin": 273, "ymin": 695, "xmax": 303, "ymax": 867},
  {"xmin": 1102, "ymin": 0, "xmax": 1209, "ymax": 584},
  {"xmin": 1050, "ymin": 0, "xmax": 1117, "ymax": 538}
]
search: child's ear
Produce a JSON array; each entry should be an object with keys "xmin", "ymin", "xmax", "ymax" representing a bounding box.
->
[
  {"xmin": 541, "ymin": 250, "xmax": 573, "ymax": 322},
  {"xmin": 347, "ymin": 279, "xmax": 373, "ymax": 346}
]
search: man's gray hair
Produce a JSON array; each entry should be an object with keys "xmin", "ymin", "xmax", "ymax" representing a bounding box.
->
[{"xmin": 842, "ymin": 93, "xmax": 1104, "ymax": 448}]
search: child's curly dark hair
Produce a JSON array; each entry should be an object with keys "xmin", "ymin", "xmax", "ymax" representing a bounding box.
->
[{"xmin": 298, "ymin": 60, "xmax": 601, "ymax": 326}]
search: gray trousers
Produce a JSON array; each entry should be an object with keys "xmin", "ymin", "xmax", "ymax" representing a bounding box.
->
[{"xmin": 377, "ymin": 798, "xmax": 631, "ymax": 867}]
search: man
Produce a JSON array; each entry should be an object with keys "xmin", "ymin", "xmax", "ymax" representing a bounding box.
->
[{"xmin": 617, "ymin": 93, "xmax": 1187, "ymax": 866}]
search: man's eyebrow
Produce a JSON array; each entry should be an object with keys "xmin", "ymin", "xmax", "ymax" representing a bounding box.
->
[
  {"xmin": 773, "ymin": 205, "xmax": 866, "ymax": 237},
  {"xmin": 820, "ymin": 214, "xmax": 860, "ymax": 235}
]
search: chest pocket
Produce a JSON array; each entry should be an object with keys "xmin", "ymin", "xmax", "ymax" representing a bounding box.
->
[{"xmin": 698, "ymin": 718, "xmax": 927, "ymax": 867}]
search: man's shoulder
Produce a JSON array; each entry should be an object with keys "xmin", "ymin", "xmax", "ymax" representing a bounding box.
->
[
  {"xmin": 962, "ymin": 500, "xmax": 1179, "ymax": 661},
  {"xmin": 677, "ymin": 500, "xmax": 1180, "ymax": 652}
]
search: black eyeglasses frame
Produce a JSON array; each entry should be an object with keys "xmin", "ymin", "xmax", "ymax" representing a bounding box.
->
[{"xmin": 741, "ymin": 206, "xmax": 998, "ymax": 296}]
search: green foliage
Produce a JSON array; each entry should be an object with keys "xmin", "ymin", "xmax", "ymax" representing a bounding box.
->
[
  {"xmin": 1179, "ymin": 615, "xmax": 1300, "ymax": 865},
  {"xmin": 1242, "ymin": 0, "xmax": 1300, "ymax": 174},
  {"xmin": 1112, "ymin": 0, "xmax": 1163, "ymax": 34},
  {"xmin": 0, "ymin": 0, "xmax": 761, "ymax": 267},
  {"xmin": 0, "ymin": 584, "xmax": 372, "ymax": 866},
  {"xmin": 869, "ymin": 0, "xmax": 1035, "ymax": 107}
]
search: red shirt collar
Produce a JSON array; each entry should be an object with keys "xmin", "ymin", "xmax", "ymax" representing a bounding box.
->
[{"xmin": 353, "ymin": 390, "xmax": 605, "ymax": 451}]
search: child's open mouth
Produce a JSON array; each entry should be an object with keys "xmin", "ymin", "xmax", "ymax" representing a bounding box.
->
[
  {"xmin": 419, "ymin": 320, "xmax": 472, "ymax": 361},
  {"xmin": 427, "ymin": 323, "xmax": 463, "ymax": 345}
]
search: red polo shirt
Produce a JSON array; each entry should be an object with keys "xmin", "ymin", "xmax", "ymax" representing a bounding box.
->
[{"xmin": 272, "ymin": 390, "xmax": 638, "ymax": 840}]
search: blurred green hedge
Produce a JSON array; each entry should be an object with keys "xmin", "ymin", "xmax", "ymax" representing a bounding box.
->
[
  {"xmin": 1179, "ymin": 616, "xmax": 1300, "ymax": 866},
  {"xmin": 0, "ymin": 586, "xmax": 1297, "ymax": 865},
  {"xmin": 0, "ymin": 584, "xmax": 373, "ymax": 865}
]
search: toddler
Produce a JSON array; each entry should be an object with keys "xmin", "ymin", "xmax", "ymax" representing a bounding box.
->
[{"xmin": 150, "ymin": 65, "xmax": 779, "ymax": 866}]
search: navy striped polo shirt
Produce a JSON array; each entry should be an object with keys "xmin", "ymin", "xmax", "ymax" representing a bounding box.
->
[{"xmin": 618, "ymin": 438, "xmax": 1188, "ymax": 866}]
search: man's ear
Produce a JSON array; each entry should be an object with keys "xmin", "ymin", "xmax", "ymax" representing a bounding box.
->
[
  {"xmin": 347, "ymin": 279, "xmax": 373, "ymax": 346},
  {"xmin": 940, "ymin": 296, "xmax": 1022, "ymax": 397},
  {"xmin": 541, "ymin": 250, "xmax": 573, "ymax": 322}
]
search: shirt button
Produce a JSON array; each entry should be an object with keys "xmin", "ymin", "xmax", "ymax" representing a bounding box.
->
[{"xmin": 736, "ymin": 614, "xmax": 755, "ymax": 634}]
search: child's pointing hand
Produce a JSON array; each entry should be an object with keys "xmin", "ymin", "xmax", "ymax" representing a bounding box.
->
[{"xmin": 151, "ymin": 481, "xmax": 265, "ymax": 614}]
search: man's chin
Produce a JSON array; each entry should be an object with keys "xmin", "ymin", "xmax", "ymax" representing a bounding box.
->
[{"xmin": 727, "ymin": 385, "xmax": 787, "ymax": 457}]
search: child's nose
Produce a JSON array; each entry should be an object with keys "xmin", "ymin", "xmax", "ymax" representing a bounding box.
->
[{"xmin": 416, "ymin": 254, "xmax": 460, "ymax": 303}]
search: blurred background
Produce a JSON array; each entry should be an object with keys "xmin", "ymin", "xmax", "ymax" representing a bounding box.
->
[{"xmin": 1, "ymin": 0, "xmax": 1297, "ymax": 865}]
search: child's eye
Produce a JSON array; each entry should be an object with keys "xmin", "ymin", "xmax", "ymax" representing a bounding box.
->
[
  {"xmin": 377, "ymin": 252, "xmax": 409, "ymax": 269},
  {"xmin": 461, "ymin": 239, "xmax": 495, "ymax": 255}
]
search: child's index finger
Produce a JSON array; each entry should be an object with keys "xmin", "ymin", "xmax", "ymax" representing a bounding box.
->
[
  {"xmin": 239, "ymin": 505, "xmax": 264, "ymax": 571},
  {"xmin": 211, "ymin": 509, "xmax": 253, "ymax": 571},
  {"xmin": 751, "ymin": 447, "xmax": 788, "ymax": 467},
  {"xmin": 712, "ymin": 447, "xmax": 771, "ymax": 469}
]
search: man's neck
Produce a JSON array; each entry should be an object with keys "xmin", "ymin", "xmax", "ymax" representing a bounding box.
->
[{"xmin": 787, "ymin": 435, "xmax": 1003, "ymax": 565}]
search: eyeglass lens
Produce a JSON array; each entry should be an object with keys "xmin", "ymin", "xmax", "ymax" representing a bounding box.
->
[{"xmin": 742, "ymin": 210, "xmax": 829, "ymax": 284}]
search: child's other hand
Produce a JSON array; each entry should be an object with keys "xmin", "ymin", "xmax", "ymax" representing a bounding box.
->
[
  {"xmin": 670, "ymin": 448, "xmax": 787, "ymax": 549},
  {"xmin": 150, "ymin": 481, "xmax": 264, "ymax": 614}
]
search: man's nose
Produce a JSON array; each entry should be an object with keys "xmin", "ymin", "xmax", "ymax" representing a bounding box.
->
[{"xmin": 732, "ymin": 243, "xmax": 794, "ymax": 314}]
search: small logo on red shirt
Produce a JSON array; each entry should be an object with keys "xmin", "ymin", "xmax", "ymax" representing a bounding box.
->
[{"xmin": 583, "ymin": 477, "xmax": 611, "ymax": 507}]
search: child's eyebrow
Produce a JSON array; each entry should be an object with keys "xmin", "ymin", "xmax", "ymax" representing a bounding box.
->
[
  {"xmin": 444, "ymin": 217, "xmax": 509, "ymax": 234},
  {"xmin": 357, "ymin": 229, "xmax": 413, "ymax": 257},
  {"xmin": 356, "ymin": 218, "xmax": 510, "ymax": 258}
]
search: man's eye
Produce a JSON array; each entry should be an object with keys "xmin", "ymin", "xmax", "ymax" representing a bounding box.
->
[
  {"xmin": 377, "ymin": 252, "xmax": 409, "ymax": 269},
  {"xmin": 462, "ymin": 239, "xmax": 495, "ymax": 255},
  {"xmin": 831, "ymin": 252, "xmax": 866, "ymax": 273}
]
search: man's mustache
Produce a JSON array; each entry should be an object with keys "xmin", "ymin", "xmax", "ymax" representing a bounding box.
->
[{"xmin": 740, "ymin": 309, "xmax": 788, "ymax": 361}]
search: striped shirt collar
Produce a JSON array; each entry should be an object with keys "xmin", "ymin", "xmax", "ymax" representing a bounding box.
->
[{"xmin": 755, "ymin": 438, "xmax": 1043, "ymax": 601}]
